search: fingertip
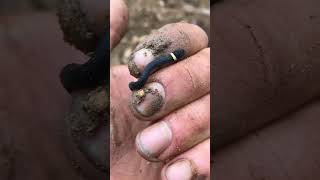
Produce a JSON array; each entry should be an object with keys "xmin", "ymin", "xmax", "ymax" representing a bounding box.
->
[
  {"xmin": 161, "ymin": 159, "xmax": 198, "ymax": 180},
  {"xmin": 130, "ymin": 82, "xmax": 166, "ymax": 118},
  {"xmin": 128, "ymin": 48, "xmax": 155, "ymax": 77},
  {"xmin": 161, "ymin": 140, "xmax": 211, "ymax": 179}
]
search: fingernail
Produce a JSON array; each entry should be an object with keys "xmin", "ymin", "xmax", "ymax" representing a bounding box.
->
[
  {"xmin": 131, "ymin": 82, "xmax": 165, "ymax": 117},
  {"xmin": 165, "ymin": 159, "xmax": 195, "ymax": 180},
  {"xmin": 128, "ymin": 48, "xmax": 154, "ymax": 77},
  {"xmin": 136, "ymin": 121, "xmax": 172, "ymax": 160}
]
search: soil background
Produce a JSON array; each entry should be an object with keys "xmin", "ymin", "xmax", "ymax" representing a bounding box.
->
[{"xmin": 111, "ymin": 0, "xmax": 210, "ymax": 65}]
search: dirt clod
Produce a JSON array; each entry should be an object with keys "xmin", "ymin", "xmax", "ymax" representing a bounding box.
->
[{"xmin": 57, "ymin": 0, "xmax": 98, "ymax": 53}]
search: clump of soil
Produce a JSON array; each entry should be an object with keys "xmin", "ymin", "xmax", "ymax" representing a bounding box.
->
[
  {"xmin": 66, "ymin": 87, "xmax": 108, "ymax": 136},
  {"xmin": 57, "ymin": 0, "xmax": 98, "ymax": 53},
  {"xmin": 57, "ymin": 0, "xmax": 110, "ymax": 173},
  {"xmin": 84, "ymin": 87, "xmax": 109, "ymax": 121},
  {"xmin": 65, "ymin": 86, "xmax": 109, "ymax": 171}
]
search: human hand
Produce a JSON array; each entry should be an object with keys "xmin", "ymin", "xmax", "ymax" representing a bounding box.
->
[{"xmin": 110, "ymin": 9, "xmax": 210, "ymax": 179}]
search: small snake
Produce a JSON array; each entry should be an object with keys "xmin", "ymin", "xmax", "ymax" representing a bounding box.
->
[
  {"xmin": 129, "ymin": 49, "xmax": 185, "ymax": 91},
  {"xmin": 60, "ymin": 32, "xmax": 109, "ymax": 93}
]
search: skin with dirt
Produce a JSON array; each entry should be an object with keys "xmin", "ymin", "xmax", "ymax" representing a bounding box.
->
[
  {"xmin": 57, "ymin": 0, "xmax": 109, "ymax": 173},
  {"xmin": 65, "ymin": 87, "xmax": 109, "ymax": 171},
  {"xmin": 57, "ymin": 0, "xmax": 108, "ymax": 53},
  {"xmin": 60, "ymin": 0, "xmax": 210, "ymax": 173},
  {"xmin": 131, "ymin": 87, "xmax": 164, "ymax": 117},
  {"xmin": 0, "ymin": 0, "xmax": 209, "ymax": 179},
  {"xmin": 119, "ymin": 0, "xmax": 210, "ymax": 122},
  {"xmin": 127, "ymin": 23, "xmax": 191, "ymax": 77},
  {"xmin": 111, "ymin": 0, "xmax": 210, "ymax": 65},
  {"xmin": 57, "ymin": 0, "xmax": 98, "ymax": 53}
]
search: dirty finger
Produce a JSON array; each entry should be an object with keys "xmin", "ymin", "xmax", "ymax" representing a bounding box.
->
[
  {"xmin": 128, "ymin": 22, "xmax": 208, "ymax": 77},
  {"xmin": 161, "ymin": 139, "xmax": 210, "ymax": 180},
  {"xmin": 130, "ymin": 48, "xmax": 210, "ymax": 120},
  {"xmin": 135, "ymin": 94, "xmax": 210, "ymax": 162}
]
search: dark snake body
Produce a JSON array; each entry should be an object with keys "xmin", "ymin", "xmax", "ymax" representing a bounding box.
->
[
  {"xmin": 129, "ymin": 49, "xmax": 185, "ymax": 91},
  {"xmin": 60, "ymin": 32, "xmax": 109, "ymax": 93},
  {"xmin": 59, "ymin": 37, "xmax": 185, "ymax": 92}
]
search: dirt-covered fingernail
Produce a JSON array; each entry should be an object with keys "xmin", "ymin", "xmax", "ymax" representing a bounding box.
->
[
  {"xmin": 135, "ymin": 121, "xmax": 172, "ymax": 161},
  {"xmin": 131, "ymin": 82, "xmax": 165, "ymax": 117},
  {"xmin": 165, "ymin": 159, "xmax": 196, "ymax": 180},
  {"xmin": 128, "ymin": 48, "xmax": 154, "ymax": 77}
]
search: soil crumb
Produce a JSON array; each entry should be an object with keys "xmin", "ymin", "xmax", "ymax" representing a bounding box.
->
[
  {"xmin": 57, "ymin": 0, "xmax": 98, "ymax": 53},
  {"xmin": 66, "ymin": 86, "xmax": 108, "ymax": 138}
]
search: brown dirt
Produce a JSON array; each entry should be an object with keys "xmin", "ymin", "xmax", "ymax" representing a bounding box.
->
[
  {"xmin": 65, "ymin": 87, "xmax": 108, "ymax": 172},
  {"xmin": 57, "ymin": 0, "xmax": 108, "ymax": 53},
  {"xmin": 57, "ymin": 0, "xmax": 99, "ymax": 53}
]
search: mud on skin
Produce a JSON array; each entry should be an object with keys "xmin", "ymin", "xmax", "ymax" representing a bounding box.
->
[
  {"xmin": 131, "ymin": 87, "xmax": 165, "ymax": 117},
  {"xmin": 57, "ymin": 0, "xmax": 98, "ymax": 53},
  {"xmin": 128, "ymin": 23, "xmax": 192, "ymax": 78},
  {"xmin": 57, "ymin": 0, "xmax": 109, "ymax": 175},
  {"xmin": 57, "ymin": 0, "xmax": 108, "ymax": 53},
  {"xmin": 128, "ymin": 37, "xmax": 173, "ymax": 78},
  {"xmin": 65, "ymin": 87, "xmax": 109, "ymax": 171}
]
